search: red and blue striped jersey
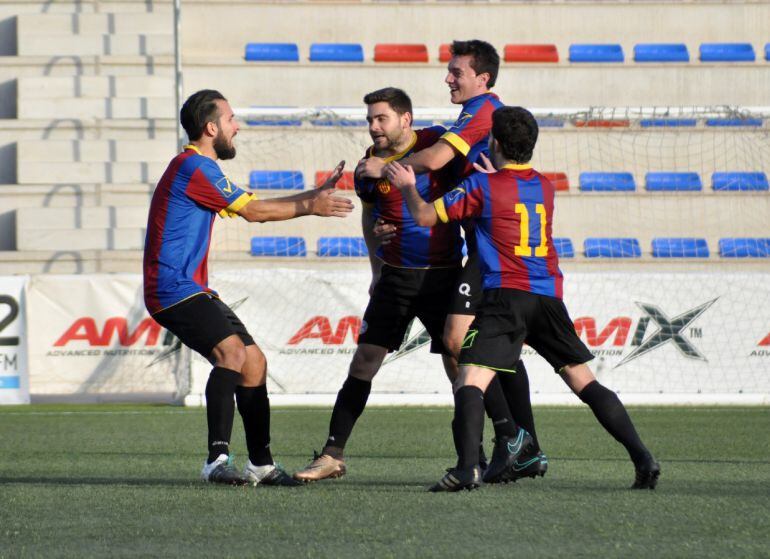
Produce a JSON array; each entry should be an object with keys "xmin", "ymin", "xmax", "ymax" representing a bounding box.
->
[
  {"xmin": 355, "ymin": 126, "xmax": 463, "ymax": 268},
  {"xmin": 442, "ymin": 92, "xmax": 504, "ymax": 178},
  {"xmin": 434, "ymin": 165, "xmax": 564, "ymax": 298},
  {"xmin": 143, "ymin": 145, "xmax": 254, "ymax": 314}
]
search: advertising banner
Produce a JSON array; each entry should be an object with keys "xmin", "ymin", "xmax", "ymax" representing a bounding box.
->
[
  {"xmin": 0, "ymin": 276, "xmax": 29, "ymax": 405},
  {"xmin": 189, "ymin": 270, "xmax": 770, "ymax": 404},
  {"xmin": 26, "ymin": 275, "xmax": 188, "ymax": 401}
]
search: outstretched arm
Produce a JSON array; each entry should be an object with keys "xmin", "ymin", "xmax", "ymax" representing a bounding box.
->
[
  {"xmin": 237, "ymin": 161, "xmax": 353, "ymax": 223},
  {"xmin": 384, "ymin": 161, "xmax": 439, "ymax": 227}
]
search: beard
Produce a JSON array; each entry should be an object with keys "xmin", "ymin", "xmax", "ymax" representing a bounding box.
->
[{"xmin": 213, "ymin": 131, "xmax": 236, "ymax": 160}]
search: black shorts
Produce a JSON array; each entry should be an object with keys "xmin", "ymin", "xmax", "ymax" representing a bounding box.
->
[
  {"xmin": 447, "ymin": 251, "xmax": 484, "ymax": 316},
  {"xmin": 459, "ymin": 288, "xmax": 594, "ymax": 373},
  {"xmin": 359, "ymin": 264, "xmax": 460, "ymax": 354},
  {"xmin": 152, "ymin": 293, "xmax": 255, "ymax": 359}
]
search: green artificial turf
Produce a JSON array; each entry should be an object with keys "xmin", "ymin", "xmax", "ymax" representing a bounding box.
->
[{"xmin": 1, "ymin": 405, "xmax": 768, "ymax": 558}]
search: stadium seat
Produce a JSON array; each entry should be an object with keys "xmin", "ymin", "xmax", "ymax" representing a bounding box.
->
[
  {"xmin": 504, "ymin": 44, "xmax": 559, "ymax": 63},
  {"xmin": 699, "ymin": 43, "xmax": 756, "ymax": 62},
  {"xmin": 244, "ymin": 43, "xmax": 299, "ymax": 62},
  {"xmin": 374, "ymin": 44, "xmax": 429, "ymax": 63},
  {"xmin": 579, "ymin": 172, "xmax": 635, "ymax": 192},
  {"xmin": 543, "ymin": 172, "xmax": 569, "ymax": 191},
  {"xmin": 249, "ymin": 170, "xmax": 304, "ymax": 190},
  {"xmin": 634, "ymin": 43, "xmax": 689, "ymax": 63},
  {"xmin": 309, "ymin": 43, "xmax": 364, "ymax": 63},
  {"xmin": 573, "ymin": 119, "xmax": 630, "ymax": 128},
  {"xmin": 645, "ymin": 172, "xmax": 702, "ymax": 191},
  {"xmin": 569, "ymin": 44, "xmax": 624, "ymax": 63},
  {"xmin": 536, "ymin": 118, "xmax": 565, "ymax": 128},
  {"xmin": 584, "ymin": 238, "xmax": 642, "ymax": 258},
  {"xmin": 640, "ymin": 119, "xmax": 697, "ymax": 127},
  {"xmin": 711, "ymin": 172, "xmax": 769, "ymax": 191},
  {"xmin": 317, "ymin": 237, "xmax": 368, "ymax": 257},
  {"xmin": 718, "ymin": 238, "xmax": 770, "ymax": 258},
  {"xmin": 250, "ymin": 237, "xmax": 307, "ymax": 257},
  {"xmin": 439, "ymin": 43, "xmax": 452, "ymax": 62},
  {"xmin": 314, "ymin": 170, "xmax": 355, "ymax": 190},
  {"xmin": 553, "ymin": 238, "xmax": 574, "ymax": 258},
  {"xmin": 652, "ymin": 238, "xmax": 709, "ymax": 258},
  {"xmin": 705, "ymin": 118, "xmax": 763, "ymax": 127},
  {"xmin": 766, "ymin": 43, "xmax": 770, "ymax": 61}
]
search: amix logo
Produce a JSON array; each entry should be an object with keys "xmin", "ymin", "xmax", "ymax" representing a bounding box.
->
[
  {"xmin": 288, "ymin": 316, "xmax": 360, "ymax": 345},
  {"xmin": 575, "ymin": 298, "xmax": 718, "ymax": 367}
]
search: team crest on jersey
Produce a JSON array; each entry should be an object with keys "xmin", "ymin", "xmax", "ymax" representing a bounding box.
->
[
  {"xmin": 215, "ymin": 176, "xmax": 235, "ymax": 196},
  {"xmin": 455, "ymin": 112, "xmax": 473, "ymax": 126},
  {"xmin": 377, "ymin": 179, "xmax": 391, "ymax": 195}
]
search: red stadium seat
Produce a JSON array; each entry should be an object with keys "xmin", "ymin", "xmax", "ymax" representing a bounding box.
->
[
  {"xmin": 504, "ymin": 44, "xmax": 559, "ymax": 63},
  {"xmin": 374, "ymin": 44, "xmax": 429, "ymax": 63},
  {"xmin": 315, "ymin": 170, "xmax": 355, "ymax": 190},
  {"xmin": 573, "ymin": 119, "xmax": 631, "ymax": 128},
  {"xmin": 439, "ymin": 43, "xmax": 452, "ymax": 62},
  {"xmin": 543, "ymin": 172, "xmax": 569, "ymax": 191}
]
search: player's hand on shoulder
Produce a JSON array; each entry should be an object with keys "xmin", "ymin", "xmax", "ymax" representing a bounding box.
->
[
  {"xmin": 311, "ymin": 186, "xmax": 354, "ymax": 218},
  {"xmin": 357, "ymin": 156, "xmax": 386, "ymax": 180},
  {"xmin": 472, "ymin": 152, "xmax": 496, "ymax": 174},
  {"xmin": 318, "ymin": 160, "xmax": 346, "ymax": 190},
  {"xmin": 373, "ymin": 217, "xmax": 396, "ymax": 245},
  {"xmin": 384, "ymin": 161, "xmax": 416, "ymax": 190}
]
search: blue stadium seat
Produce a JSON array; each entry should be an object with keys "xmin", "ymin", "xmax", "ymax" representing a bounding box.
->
[
  {"xmin": 249, "ymin": 170, "xmax": 304, "ymax": 190},
  {"xmin": 317, "ymin": 237, "xmax": 368, "ymax": 257},
  {"xmin": 705, "ymin": 118, "xmax": 763, "ymax": 127},
  {"xmin": 645, "ymin": 172, "xmax": 702, "ymax": 191},
  {"xmin": 553, "ymin": 238, "xmax": 574, "ymax": 258},
  {"xmin": 579, "ymin": 172, "xmax": 635, "ymax": 192},
  {"xmin": 766, "ymin": 43, "xmax": 770, "ymax": 61},
  {"xmin": 712, "ymin": 172, "xmax": 769, "ymax": 191},
  {"xmin": 250, "ymin": 237, "xmax": 306, "ymax": 257},
  {"xmin": 634, "ymin": 43, "xmax": 689, "ymax": 62},
  {"xmin": 536, "ymin": 118, "xmax": 565, "ymax": 128},
  {"xmin": 245, "ymin": 43, "xmax": 299, "ymax": 62},
  {"xmin": 639, "ymin": 119, "xmax": 697, "ymax": 128},
  {"xmin": 584, "ymin": 238, "xmax": 642, "ymax": 258},
  {"xmin": 569, "ymin": 44, "xmax": 624, "ymax": 63},
  {"xmin": 652, "ymin": 238, "xmax": 709, "ymax": 258},
  {"xmin": 718, "ymin": 238, "xmax": 770, "ymax": 258},
  {"xmin": 699, "ymin": 43, "xmax": 755, "ymax": 62},
  {"xmin": 309, "ymin": 43, "xmax": 364, "ymax": 62}
]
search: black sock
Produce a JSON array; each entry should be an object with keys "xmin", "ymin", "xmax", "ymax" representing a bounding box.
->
[
  {"xmin": 483, "ymin": 375, "xmax": 517, "ymax": 439},
  {"xmin": 451, "ymin": 417, "xmax": 487, "ymax": 467},
  {"xmin": 498, "ymin": 361, "xmax": 540, "ymax": 451},
  {"xmin": 454, "ymin": 386, "xmax": 486, "ymax": 469},
  {"xmin": 235, "ymin": 384, "xmax": 273, "ymax": 466},
  {"xmin": 578, "ymin": 381, "xmax": 650, "ymax": 465},
  {"xmin": 205, "ymin": 366, "xmax": 241, "ymax": 463},
  {"xmin": 323, "ymin": 376, "xmax": 371, "ymax": 457}
]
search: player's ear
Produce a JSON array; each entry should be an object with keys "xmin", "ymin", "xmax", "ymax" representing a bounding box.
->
[
  {"xmin": 204, "ymin": 119, "xmax": 218, "ymax": 138},
  {"xmin": 403, "ymin": 111, "xmax": 412, "ymax": 129}
]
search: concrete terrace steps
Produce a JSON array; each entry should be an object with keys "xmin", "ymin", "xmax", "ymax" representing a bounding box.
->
[
  {"xmin": 0, "ymin": 55, "xmax": 174, "ymax": 81},
  {"xmin": 18, "ymin": 76, "xmax": 174, "ymax": 98},
  {"xmin": 184, "ymin": 61, "xmax": 770, "ymax": 107},
  {"xmin": 18, "ymin": 139, "xmax": 174, "ymax": 162},
  {"xmin": 19, "ymin": 33, "xmax": 173, "ymax": 57},
  {"xmin": 18, "ymin": 96, "xmax": 175, "ymax": 119},
  {"xmin": 17, "ymin": 12, "xmax": 172, "ymax": 36},
  {"xmin": 0, "ymin": 118, "xmax": 176, "ymax": 141}
]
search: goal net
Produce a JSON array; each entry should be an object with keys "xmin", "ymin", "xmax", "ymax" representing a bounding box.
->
[{"xmin": 182, "ymin": 106, "xmax": 770, "ymax": 405}]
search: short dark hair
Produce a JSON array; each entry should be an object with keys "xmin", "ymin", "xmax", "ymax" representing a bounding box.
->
[
  {"xmin": 491, "ymin": 106, "xmax": 539, "ymax": 163},
  {"xmin": 180, "ymin": 89, "xmax": 226, "ymax": 141},
  {"xmin": 363, "ymin": 87, "xmax": 413, "ymax": 117},
  {"xmin": 449, "ymin": 40, "xmax": 500, "ymax": 88}
]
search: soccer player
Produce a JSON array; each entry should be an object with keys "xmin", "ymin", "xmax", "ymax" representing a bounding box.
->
[
  {"xmin": 385, "ymin": 106, "xmax": 661, "ymax": 492},
  {"xmin": 293, "ymin": 87, "xmax": 525, "ymax": 483},
  {"xmin": 144, "ymin": 89, "xmax": 353, "ymax": 486},
  {"xmin": 364, "ymin": 40, "xmax": 545, "ymax": 482}
]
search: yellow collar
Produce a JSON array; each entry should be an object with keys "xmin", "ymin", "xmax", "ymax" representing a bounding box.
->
[
  {"xmin": 183, "ymin": 144, "xmax": 202, "ymax": 155},
  {"xmin": 501, "ymin": 163, "xmax": 533, "ymax": 171},
  {"xmin": 368, "ymin": 132, "xmax": 418, "ymax": 163}
]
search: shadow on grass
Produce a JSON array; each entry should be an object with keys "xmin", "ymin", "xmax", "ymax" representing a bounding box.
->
[{"xmin": 0, "ymin": 476, "xmax": 201, "ymax": 488}]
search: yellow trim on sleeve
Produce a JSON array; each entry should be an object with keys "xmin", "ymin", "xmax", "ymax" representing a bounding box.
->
[
  {"xmin": 434, "ymin": 198, "xmax": 449, "ymax": 223},
  {"xmin": 501, "ymin": 163, "xmax": 533, "ymax": 171},
  {"xmin": 218, "ymin": 192, "xmax": 255, "ymax": 218},
  {"xmin": 441, "ymin": 131, "xmax": 470, "ymax": 156},
  {"xmin": 183, "ymin": 144, "xmax": 202, "ymax": 155}
]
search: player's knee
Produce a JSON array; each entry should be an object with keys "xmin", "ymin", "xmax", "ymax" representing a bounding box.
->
[
  {"xmin": 214, "ymin": 341, "xmax": 247, "ymax": 372},
  {"xmin": 349, "ymin": 345, "xmax": 385, "ymax": 381}
]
